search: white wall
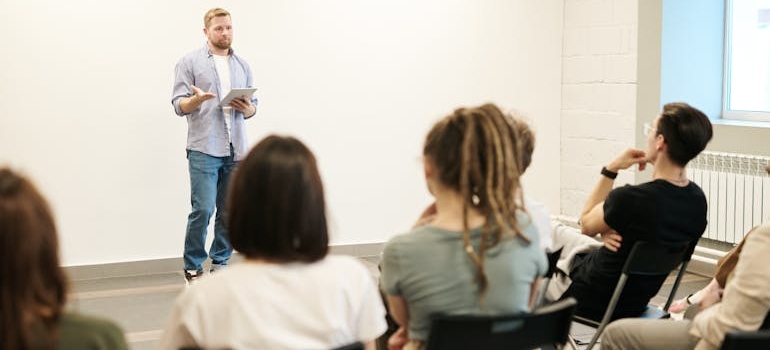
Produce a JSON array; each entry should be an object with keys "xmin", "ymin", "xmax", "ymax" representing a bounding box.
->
[
  {"xmin": 0, "ymin": 0, "xmax": 564, "ymax": 266},
  {"xmin": 560, "ymin": 0, "xmax": 640, "ymax": 218}
]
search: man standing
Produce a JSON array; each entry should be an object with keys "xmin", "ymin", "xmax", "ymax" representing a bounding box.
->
[{"xmin": 171, "ymin": 8, "xmax": 258, "ymax": 284}]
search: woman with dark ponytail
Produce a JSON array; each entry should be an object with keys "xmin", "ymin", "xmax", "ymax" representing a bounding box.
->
[{"xmin": 380, "ymin": 103, "xmax": 547, "ymax": 350}]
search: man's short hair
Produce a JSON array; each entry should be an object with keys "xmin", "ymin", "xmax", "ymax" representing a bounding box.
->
[
  {"xmin": 657, "ymin": 102, "xmax": 713, "ymax": 167},
  {"xmin": 204, "ymin": 8, "xmax": 230, "ymax": 29}
]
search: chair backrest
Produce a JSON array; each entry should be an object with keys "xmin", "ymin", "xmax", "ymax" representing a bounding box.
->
[
  {"xmin": 720, "ymin": 330, "xmax": 770, "ymax": 350},
  {"xmin": 623, "ymin": 240, "xmax": 695, "ymax": 311},
  {"xmin": 425, "ymin": 297, "xmax": 577, "ymax": 350},
  {"xmin": 622, "ymin": 240, "xmax": 691, "ymax": 276},
  {"xmin": 533, "ymin": 247, "xmax": 564, "ymax": 308},
  {"xmin": 574, "ymin": 240, "xmax": 694, "ymax": 350}
]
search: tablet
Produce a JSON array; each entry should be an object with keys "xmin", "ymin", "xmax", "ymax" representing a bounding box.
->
[{"xmin": 219, "ymin": 88, "xmax": 257, "ymax": 107}]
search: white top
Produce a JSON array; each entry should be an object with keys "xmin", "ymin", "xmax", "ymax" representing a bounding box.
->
[
  {"xmin": 158, "ymin": 255, "xmax": 387, "ymax": 350},
  {"xmin": 523, "ymin": 195, "xmax": 553, "ymax": 250},
  {"xmin": 213, "ymin": 54, "xmax": 232, "ymax": 142}
]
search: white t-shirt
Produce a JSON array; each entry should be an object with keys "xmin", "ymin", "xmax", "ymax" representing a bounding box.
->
[
  {"xmin": 213, "ymin": 54, "xmax": 232, "ymax": 143},
  {"xmin": 158, "ymin": 255, "xmax": 387, "ymax": 350},
  {"xmin": 523, "ymin": 196, "xmax": 553, "ymax": 250}
]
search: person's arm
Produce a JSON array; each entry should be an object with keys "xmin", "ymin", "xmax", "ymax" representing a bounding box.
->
[
  {"xmin": 229, "ymin": 96, "xmax": 256, "ymax": 118},
  {"xmin": 580, "ymin": 148, "xmax": 647, "ymax": 236},
  {"xmin": 385, "ymin": 295, "xmax": 409, "ymax": 327},
  {"xmin": 529, "ymin": 278, "xmax": 541, "ymax": 308},
  {"xmin": 157, "ymin": 294, "xmax": 198, "ymax": 350},
  {"xmin": 602, "ymin": 230, "xmax": 623, "ymax": 252},
  {"xmin": 178, "ymin": 85, "xmax": 216, "ymax": 115}
]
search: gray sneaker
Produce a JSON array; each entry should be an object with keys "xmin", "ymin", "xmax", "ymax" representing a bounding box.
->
[
  {"xmin": 184, "ymin": 269, "xmax": 203, "ymax": 286},
  {"xmin": 210, "ymin": 263, "xmax": 228, "ymax": 273}
]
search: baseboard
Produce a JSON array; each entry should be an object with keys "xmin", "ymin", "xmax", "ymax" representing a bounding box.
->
[{"xmin": 65, "ymin": 242, "xmax": 385, "ymax": 281}]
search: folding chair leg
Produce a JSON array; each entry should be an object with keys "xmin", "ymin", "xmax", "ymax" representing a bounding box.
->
[
  {"xmin": 584, "ymin": 325, "xmax": 603, "ymax": 350},
  {"xmin": 567, "ymin": 335, "xmax": 580, "ymax": 350}
]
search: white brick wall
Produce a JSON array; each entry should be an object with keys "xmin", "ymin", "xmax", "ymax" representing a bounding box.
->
[{"xmin": 560, "ymin": 0, "xmax": 640, "ymax": 218}]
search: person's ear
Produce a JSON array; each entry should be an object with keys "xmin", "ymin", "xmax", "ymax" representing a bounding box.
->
[{"xmin": 424, "ymin": 158, "xmax": 434, "ymax": 178}]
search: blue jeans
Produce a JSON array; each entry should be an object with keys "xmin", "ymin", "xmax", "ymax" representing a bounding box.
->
[{"xmin": 184, "ymin": 149, "xmax": 236, "ymax": 271}]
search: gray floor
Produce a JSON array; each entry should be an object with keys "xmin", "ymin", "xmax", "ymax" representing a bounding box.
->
[{"xmin": 66, "ymin": 256, "xmax": 709, "ymax": 350}]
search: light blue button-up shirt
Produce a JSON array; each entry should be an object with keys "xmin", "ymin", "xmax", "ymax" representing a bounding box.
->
[{"xmin": 172, "ymin": 44, "xmax": 258, "ymax": 161}]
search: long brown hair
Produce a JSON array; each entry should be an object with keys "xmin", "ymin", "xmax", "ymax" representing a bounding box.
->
[
  {"xmin": 423, "ymin": 103, "xmax": 528, "ymax": 297},
  {"xmin": 0, "ymin": 168, "xmax": 67, "ymax": 349}
]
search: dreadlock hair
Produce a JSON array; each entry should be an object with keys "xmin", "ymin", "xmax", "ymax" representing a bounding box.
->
[
  {"xmin": 510, "ymin": 115, "xmax": 535, "ymax": 173},
  {"xmin": 423, "ymin": 103, "xmax": 529, "ymax": 298},
  {"xmin": 0, "ymin": 168, "xmax": 67, "ymax": 350}
]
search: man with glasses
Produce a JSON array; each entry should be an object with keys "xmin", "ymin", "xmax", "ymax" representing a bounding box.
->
[
  {"xmin": 601, "ymin": 162, "xmax": 770, "ymax": 350},
  {"xmin": 546, "ymin": 102, "xmax": 713, "ymax": 321}
]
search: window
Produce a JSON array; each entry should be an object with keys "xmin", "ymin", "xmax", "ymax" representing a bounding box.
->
[{"xmin": 723, "ymin": 0, "xmax": 770, "ymax": 122}]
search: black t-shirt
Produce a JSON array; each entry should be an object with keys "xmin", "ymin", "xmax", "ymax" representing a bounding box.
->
[{"xmin": 564, "ymin": 180, "xmax": 707, "ymax": 320}]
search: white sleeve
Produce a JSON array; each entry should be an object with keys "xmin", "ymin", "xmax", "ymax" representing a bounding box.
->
[
  {"xmin": 157, "ymin": 291, "xmax": 199, "ymax": 350},
  {"xmin": 352, "ymin": 262, "xmax": 388, "ymax": 343}
]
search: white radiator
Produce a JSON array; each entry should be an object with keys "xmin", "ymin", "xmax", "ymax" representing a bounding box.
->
[{"xmin": 689, "ymin": 151, "xmax": 770, "ymax": 245}]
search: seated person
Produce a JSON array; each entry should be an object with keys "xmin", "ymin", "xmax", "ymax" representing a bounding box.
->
[
  {"xmin": 159, "ymin": 135, "xmax": 387, "ymax": 350},
  {"xmin": 380, "ymin": 103, "xmax": 548, "ymax": 350},
  {"xmin": 669, "ymin": 162, "xmax": 770, "ymax": 314},
  {"xmin": 669, "ymin": 225, "xmax": 757, "ymax": 314},
  {"xmin": 602, "ymin": 219, "xmax": 770, "ymax": 350},
  {"xmin": 0, "ymin": 167, "xmax": 128, "ymax": 350},
  {"xmin": 546, "ymin": 102, "xmax": 713, "ymax": 321},
  {"xmin": 411, "ymin": 115, "xmax": 552, "ymax": 249},
  {"xmin": 512, "ymin": 115, "xmax": 553, "ymax": 251}
]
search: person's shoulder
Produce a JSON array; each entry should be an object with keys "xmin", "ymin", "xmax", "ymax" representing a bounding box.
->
[
  {"xmin": 58, "ymin": 312, "xmax": 127, "ymax": 350},
  {"xmin": 386, "ymin": 226, "xmax": 441, "ymax": 247},
  {"xmin": 317, "ymin": 255, "xmax": 377, "ymax": 283},
  {"xmin": 753, "ymin": 220, "xmax": 770, "ymax": 239},
  {"xmin": 178, "ymin": 46, "xmax": 208, "ymax": 61},
  {"xmin": 323, "ymin": 254, "xmax": 368, "ymax": 269}
]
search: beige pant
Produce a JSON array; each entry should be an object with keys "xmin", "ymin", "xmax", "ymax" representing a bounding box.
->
[
  {"xmin": 602, "ymin": 318, "xmax": 700, "ymax": 350},
  {"xmin": 403, "ymin": 340, "xmax": 424, "ymax": 350}
]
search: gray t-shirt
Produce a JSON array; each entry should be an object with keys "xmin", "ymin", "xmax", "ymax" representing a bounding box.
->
[{"xmin": 380, "ymin": 213, "xmax": 547, "ymax": 341}]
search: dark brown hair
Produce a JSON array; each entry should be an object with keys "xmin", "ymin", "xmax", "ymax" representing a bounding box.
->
[
  {"xmin": 423, "ymin": 103, "xmax": 527, "ymax": 297},
  {"xmin": 0, "ymin": 168, "xmax": 67, "ymax": 350},
  {"xmin": 657, "ymin": 102, "xmax": 713, "ymax": 166},
  {"xmin": 227, "ymin": 135, "xmax": 329, "ymax": 262}
]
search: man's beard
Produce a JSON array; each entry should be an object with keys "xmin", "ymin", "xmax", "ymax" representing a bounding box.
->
[{"xmin": 211, "ymin": 39, "xmax": 231, "ymax": 51}]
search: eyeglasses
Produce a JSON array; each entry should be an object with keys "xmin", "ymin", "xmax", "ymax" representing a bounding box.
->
[{"xmin": 643, "ymin": 122, "xmax": 657, "ymax": 136}]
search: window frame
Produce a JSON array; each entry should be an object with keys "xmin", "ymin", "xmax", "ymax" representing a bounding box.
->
[{"xmin": 721, "ymin": 0, "xmax": 770, "ymax": 122}]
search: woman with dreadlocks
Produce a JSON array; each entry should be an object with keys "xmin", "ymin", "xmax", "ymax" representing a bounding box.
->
[{"xmin": 380, "ymin": 103, "xmax": 548, "ymax": 350}]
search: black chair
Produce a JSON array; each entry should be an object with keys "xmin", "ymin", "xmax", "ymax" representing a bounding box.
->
[
  {"xmin": 572, "ymin": 240, "xmax": 695, "ymax": 350},
  {"xmin": 719, "ymin": 311, "xmax": 770, "ymax": 350},
  {"xmin": 720, "ymin": 330, "xmax": 770, "ymax": 350},
  {"xmin": 533, "ymin": 247, "xmax": 564, "ymax": 308},
  {"xmin": 424, "ymin": 297, "xmax": 577, "ymax": 350}
]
